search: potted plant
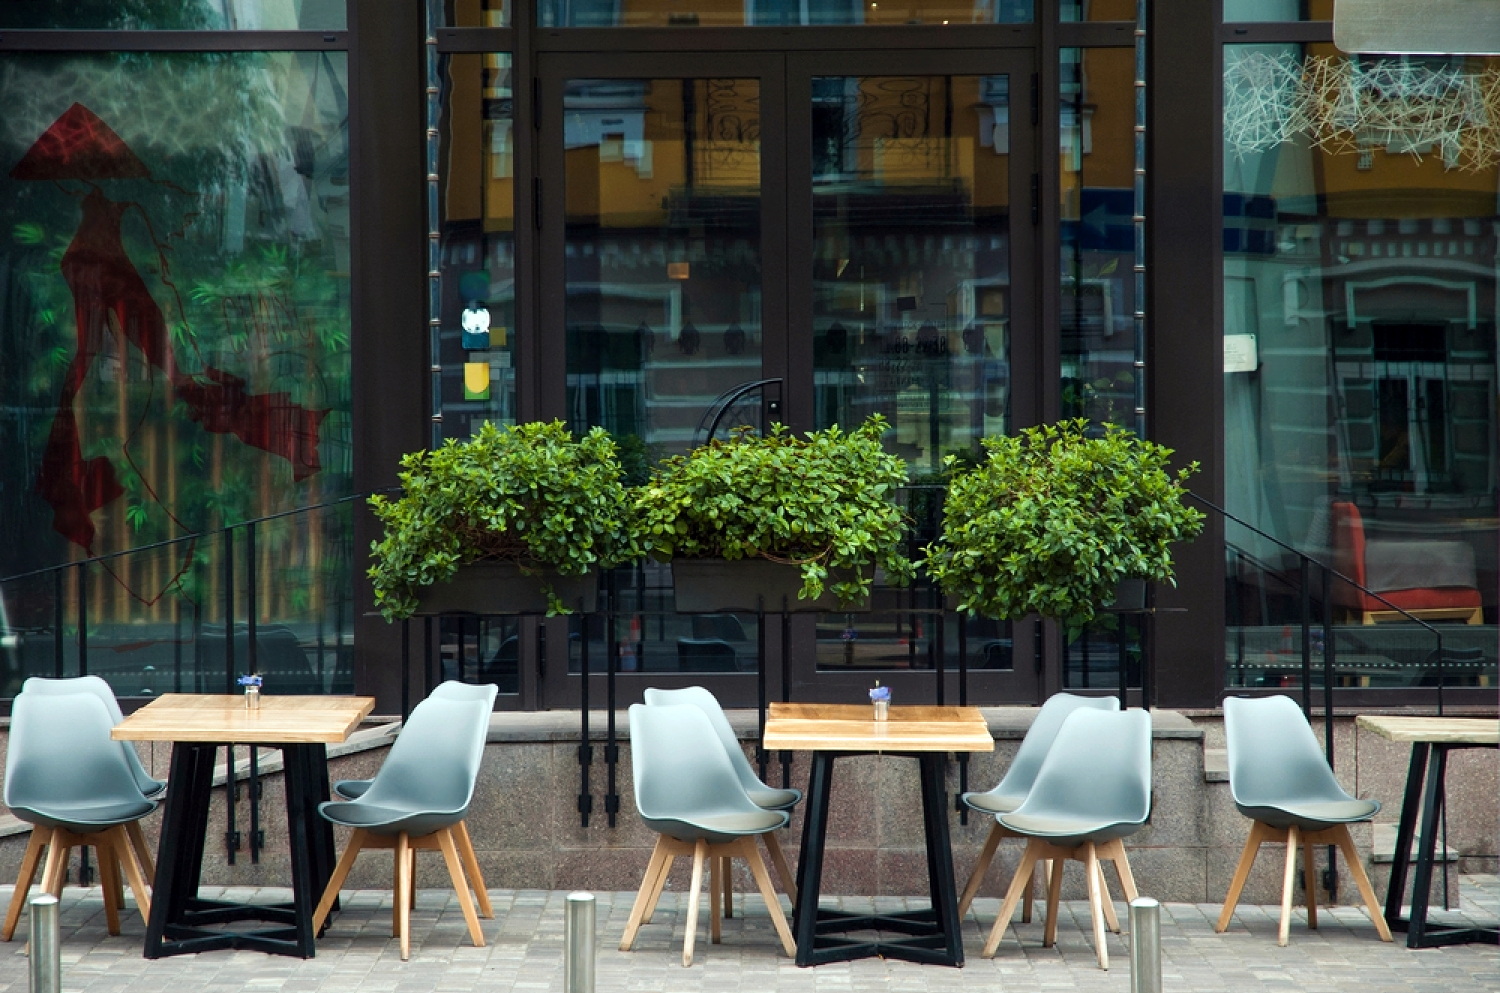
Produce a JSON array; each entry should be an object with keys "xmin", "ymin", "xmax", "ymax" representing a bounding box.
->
[
  {"xmin": 367, "ymin": 420, "xmax": 644, "ymax": 619},
  {"xmin": 921, "ymin": 418, "xmax": 1205, "ymax": 639},
  {"xmin": 634, "ymin": 414, "xmax": 915, "ymax": 612}
]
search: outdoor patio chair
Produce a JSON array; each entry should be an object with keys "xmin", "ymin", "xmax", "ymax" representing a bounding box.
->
[
  {"xmin": 620, "ymin": 702, "xmax": 796, "ymax": 967},
  {"xmin": 312, "ymin": 682, "xmax": 497, "ymax": 960},
  {"xmin": 957, "ymin": 692, "xmax": 1119, "ymax": 920},
  {"xmin": 643, "ymin": 685, "xmax": 799, "ymax": 916},
  {"xmin": 21, "ymin": 674, "xmax": 167, "ymax": 799},
  {"xmin": 2, "ymin": 690, "xmax": 157, "ymax": 941},
  {"xmin": 1215, "ymin": 694, "xmax": 1393, "ymax": 946},
  {"xmin": 980, "ymin": 708, "xmax": 1152, "ymax": 970}
]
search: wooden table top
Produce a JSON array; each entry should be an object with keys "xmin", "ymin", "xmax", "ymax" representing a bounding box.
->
[
  {"xmin": 762, "ymin": 702, "xmax": 994, "ymax": 753},
  {"xmin": 112, "ymin": 693, "xmax": 376, "ymax": 745},
  {"xmin": 1356, "ymin": 715, "xmax": 1500, "ymax": 745}
]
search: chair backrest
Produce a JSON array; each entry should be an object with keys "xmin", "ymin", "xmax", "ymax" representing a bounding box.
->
[
  {"xmin": 987, "ymin": 692, "xmax": 1120, "ymax": 804},
  {"xmin": 18, "ymin": 675, "xmax": 163, "ymax": 796},
  {"xmin": 358, "ymin": 685, "xmax": 495, "ymax": 816},
  {"xmin": 1223, "ymin": 695, "xmax": 1353, "ymax": 809},
  {"xmin": 628, "ymin": 702, "xmax": 768, "ymax": 827},
  {"xmin": 642, "ymin": 685, "xmax": 763, "ymax": 793},
  {"xmin": 4, "ymin": 690, "xmax": 151, "ymax": 815},
  {"xmin": 1011, "ymin": 708, "xmax": 1152, "ymax": 828},
  {"xmin": 428, "ymin": 679, "xmax": 501, "ymax": 706},
  {"xmin": 1330, "ymin": 500, "xmax": 1367, "ymax": 587}
]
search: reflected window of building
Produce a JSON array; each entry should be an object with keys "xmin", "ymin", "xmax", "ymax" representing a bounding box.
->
[
  {"xmin": 0, "ymin": 0, "xmax": 346, "ymax": 29},
  {"xmin": 537, "ymin": 0, "xmax": 1033, "ymax": 28}
]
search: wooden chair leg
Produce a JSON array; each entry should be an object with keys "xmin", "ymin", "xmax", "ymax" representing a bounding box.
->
[
  {"xmin": 982, "ymin": 841, "xmax": 1041, "ymax": 957},
  {"xmin": 96, "ymin": 841, "xmax": 123, "ymax": 936},
  {"xmin": 1303, "ymin": 833, "xmax": 1320, "ymax": 931},
  {"xmin": 682, "ymin": 839, "xmax": 708, "ymax": 967},
  {"xmin": 109, "ymin": 826, "xmax": 152, "ymax": 927},
  {"xmin": 620, "ymin": 837, "xmax": 672, "ymax": 951},
  {"xmin": 1042, "ymin": 853, "xmax": 1066, "ymax": 948},
  {"xmin": 1329, "ymin": 824, "xmax": 1394, "ymax": 942},
  {"xmin": 709, "ymin": 855, "xmax": 723, "ymax": 944},
  {"xmin": 313, "ymin": 827, "xmax": 370, "ymax": 936},
  {"xmin": 1279, "ymin": 824, "xmax": 1300, "ymax": 947},
  {"xmin": 1084, "ymin": 843, "xmax": 1109, "ymax": 971},
  {"xmin": 124, "ymin": 820, "xmax": 156, "ymax": 885},
  {"xmin": 1216, "ymin": 820, "xmax": 1271, "ymax": 933},
  {"xmin": 453, "ymin": 821, "xmax": 493, "ymax": 919},
  {"xmin": 761, "ymin": 830, "xmax": 797, "ymax": 905},
  {"xmin": 739, "ymin": 836, "xmax": 797, "ymax": 958},
  {"xmin": 958, "ymin": 821, "xmax": 1003, "ymax": 917},
  {"xmin": 3, "ymin": 828, "xmax": 49, "ymax": 941},
  {"xmin": 638, "ymin": 840, "xmax": 676, "ymax": 927},
  {"xmin": 1097, "ymin": 860, "xmax": 1120, "ymax": 934},
  {"xmin": 1024, "ymin": 858, "xmax": 1047, "ymax": 924},
  {"xmin": 718, "ymin": 855, "xmax": 732, "ymax": 921},
  {"xmin": 40, "ymin": 837, "xmax": 72, "ymax": 899},
  {"xmin": 435, "ymin": 827, "xmax": 485, "ymax": 948},
  {"xmin": 396, "ymin": 832, "xmax": 413, "ymax": 961}
]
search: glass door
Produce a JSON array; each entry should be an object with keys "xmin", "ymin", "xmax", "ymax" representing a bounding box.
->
[{"xmin": 783, "ymin": 51, "xmax": 1039, "ymax": 704}]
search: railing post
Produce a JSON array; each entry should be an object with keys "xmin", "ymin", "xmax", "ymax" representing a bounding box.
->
[
  {"xmin": 564, "ymin": 891, "xmax": 596, "ymax": 993},
  {"xmin": 29, "ymin": 894, "xmax": 60, "ymax": 993},
  {"xmin": 1128, "ymin": 897, "xmax": 1161, "ymax": 993}
]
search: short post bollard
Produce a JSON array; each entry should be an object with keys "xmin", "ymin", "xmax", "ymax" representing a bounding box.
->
[
  {"xmin": 1128, "ymin": 897, "xmax": 1161, "ymax": 993},
  {"xmin": 29, "ymin": 894, "xmax": 61, "ymax": 993},
  {"xmin": 565, "ymin": 891, "xmax": 596, "ymax": 993}
]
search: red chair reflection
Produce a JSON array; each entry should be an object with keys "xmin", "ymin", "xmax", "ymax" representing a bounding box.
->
[{"xmin": 1330, "ymin": 501, "xmax": 1483, "ymax": 625}]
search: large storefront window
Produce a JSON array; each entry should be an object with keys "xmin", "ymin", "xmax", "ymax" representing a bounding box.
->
[
  {"xmin": 0, "ymin": 1, "xmax": 346, "ymax": 30},
  {"xmin": 0, "ymin": 51, "xmax": 354, "ymax": 697},
  {"xmin": 1222, "ymin": 44, "xmax": 1497, "ymax": 686},
  {"xmin": 537, "ymin": 0, "xmax": 1034, "ymax": 28}
]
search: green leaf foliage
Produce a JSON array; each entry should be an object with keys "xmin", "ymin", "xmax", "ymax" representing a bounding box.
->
[
  {"xmin": 633, "ymin": 415, "xmax": 915, "ymax": 606},
  {"xmin": 367, "ymin": 421, "xmax": 646, "ymax": 620},
  {"xmin": 921, "ymin": 419, "xmax": 1205, "ymax": 640}
]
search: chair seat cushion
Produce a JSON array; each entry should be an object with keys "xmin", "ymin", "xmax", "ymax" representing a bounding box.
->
[
  {"xmin": 746, "ymin": 785, "xmax": 801, "ymax": 810},
  {"xmin": 649, "ymin": 808, "xmax": 788, "ymax": 844},
  {"xmin": 332, "ymin": 778, "xmax": 372, "ymax": 801},
  {"xmin": 1238, "ymin": 797, "xmax": 1378, "ymax": 829},
  {"xmin": 961, "ymin": 790, "xmax": 1024, "ymax": 815},
  {"xmin": 318, "ymin": 799, "xmax": 465, "ymax": 837},
  {"xmin": 997, "ymin": 810, "xmax": 1138, "ymax": 845},
  {"xmin": 11, "ymin": 798, "xmax": 156, "ymax": 830}
]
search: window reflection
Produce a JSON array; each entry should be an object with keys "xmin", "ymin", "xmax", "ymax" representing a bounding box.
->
[{"xmin": 537, "ymin": 0, "xmax": 1033, "ymax": 28}]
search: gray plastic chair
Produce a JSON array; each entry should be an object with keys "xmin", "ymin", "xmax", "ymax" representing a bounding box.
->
[
  {"xmin": 331, "ymin": 681, "xmax": 497, "ymax": 801},
  {"xmin": 1215, "ymin": 695, "xmax": 1393, "ymax": 946},
  {"xmin": 21, "ymin": 675, "xmax": 167, "ymax": 799},
  {"xmin": 620, "ymin": 703, "xmax": 797, "ymax": 967},
  {"xmin": 643, "ymin": 685, "xmax": 799, "ymax": 912},
  {"xmin": 957, "ymin": 692, "xmax": 1119, "ymax": 917},
  {"xmin": 981, "ymin": 708, "xmax": 1152, "ymax": 970},
  {"xmin": 2, "ymin": 690, "xmax": 157, "ymax": 941},
  {"xmin": 312, "ymin": 681, "xmax": 497, "ymax": 960}
]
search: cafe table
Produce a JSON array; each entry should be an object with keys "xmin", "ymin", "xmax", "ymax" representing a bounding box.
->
[
  {"xmin": 112, "ymin": 693, "xmax": 375, "ymax": 958},
  {"xmin": 1355, "ymin": 715, "xmax": 1499, "ymax": 948},
  {"xmin": 761, "ymin": 702, "xmax": 993, "ymax": 967}
]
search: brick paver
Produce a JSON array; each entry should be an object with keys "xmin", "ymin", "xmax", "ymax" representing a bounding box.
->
[{"xmin": 1, "ymin": 877, "xmax": 1496, "ymax": 992}]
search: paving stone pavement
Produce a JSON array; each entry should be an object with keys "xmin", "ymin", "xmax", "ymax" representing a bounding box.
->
[{"xmin": 1, "ymin": 877, "xmax": 1496, "ymax": 993}]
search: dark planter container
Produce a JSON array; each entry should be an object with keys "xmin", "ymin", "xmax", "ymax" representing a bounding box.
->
[
  {"xmin": 414, "ymin": 561, "xmax": 598, "ymax": 615},
  {"xmin": 671, "ymin": 558, "xmax": 872, "ymax": 614},
  {"xmin": 1103, "ymin": 577, "xmax": 1149, "ymax": 612}
]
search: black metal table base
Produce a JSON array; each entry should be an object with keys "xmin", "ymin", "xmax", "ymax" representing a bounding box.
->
[
  {"xmin": 792, "ymin": 751, "xmax": 964, "ymax": 967},
  {"xmin": 144, "ymin": 741, "xmax": 338, "ymax": 958},
  {"xmin": 1383, "ymin": 740, "xmax": 1500, "ymax": 949}
]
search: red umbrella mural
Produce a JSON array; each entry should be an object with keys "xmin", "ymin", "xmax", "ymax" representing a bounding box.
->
[{"xmin": 12, "ymin": 103, "xmax": 329, "ymax": 575}]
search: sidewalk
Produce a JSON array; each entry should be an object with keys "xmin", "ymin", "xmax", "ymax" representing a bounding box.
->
[{"xmin": 3, "ymin": 877, "xmax": 1496, "ymax": 993}]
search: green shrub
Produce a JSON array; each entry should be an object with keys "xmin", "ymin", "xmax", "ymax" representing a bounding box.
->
[
  {"xmin": 367, "ymin": 421, "xmax": 644, "ymax": 619},
  {"xmin": 922, "ymin": 419, "xmax": 1204, "ymax": 639},
  {"xmin": 634, "ymin": 415, "xmax": 915, "ymax": 606}
]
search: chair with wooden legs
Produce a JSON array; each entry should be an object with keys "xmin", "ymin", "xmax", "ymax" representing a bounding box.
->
[
  {"xmin": 1215, "ymin": 694, "xmax": 1392, "ymax": 947},
  {"xmin": 313, "ymin": 683, "xmax": 497, "ymax": 960},
  {"xmin": 643, "ymin": 686, "xmax": 799, "ymax": 916},
  {"xmin": 620, "ymin": 703, "xmax": 796, "ymax": 967},
  {"xmin": 957, "ymin": 692, "xmax": 1119, "ymax": 922},
  {"xmin": 3, "ymin": 691, "xmax": 157, "ymax": 941},
  {"xmin": 980, "ymin": 708, "xmax": 1153, "ymax": 970},
  {"xmin": 21, "ymin": 675, "xmax": 167, "ymax": 800}
]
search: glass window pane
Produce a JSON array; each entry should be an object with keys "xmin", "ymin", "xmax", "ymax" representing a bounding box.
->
[
  {"xmin": 1059, "ymin": 47, "xmax": 1138, "ymax": 426},
  {"xmin": 436, "ymin": 53, "xmax": 517, "ymax": 440},
  {"xmin": 1061, "ymin": 1, "xmax": 1136, "ymax": 21},
  {"xmin": 1223, "ymin": 44, "xmax": 1498, "ymax": 686},
  {"xmin": 449, "ymin": 0, "xmax": 511, "ymax": 27},
  {"xmin": 538, "ymin": 0, "xmax": 1032, "ymax": 28},
  {"xmin": 1223, "ymin": 0, "xmax": 1331, "ymax": 20},
  {"xmin": 0, "ymin": 0, "xmax": 346, "ymax": 30},
  {"xmin": 0, "ymin": 50, "xmax": 354, "ymax": 697}
]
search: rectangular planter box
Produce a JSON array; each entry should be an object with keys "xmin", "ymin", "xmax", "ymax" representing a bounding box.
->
[
  {"xmin": 414, "ymin": 562, "xmax": 597, "ymax": 615},
  {"xmin": 671, "ymin": 558, "xmax": 871, "ymax": 614}
]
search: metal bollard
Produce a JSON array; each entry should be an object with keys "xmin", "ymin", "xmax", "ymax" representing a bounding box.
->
[
  {"xmin": 564, "ymin": 891, "xmax": 596, "ymax": 993},
  {"xmin": 1128, "ymin": 897, "xmax": 1161, "ymax": 993},
  {"xmin": 29, "ymin": 894, "xmax": 61, "ymax": 993}
]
